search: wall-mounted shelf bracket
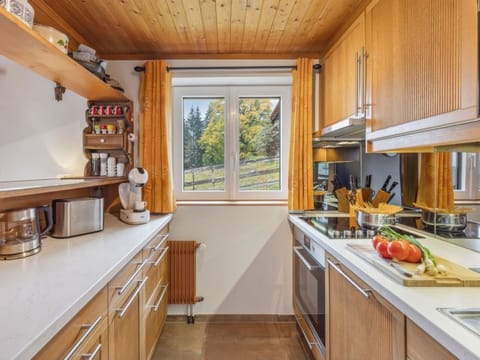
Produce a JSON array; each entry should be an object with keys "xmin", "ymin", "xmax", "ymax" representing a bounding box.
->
[{"xmin": 54, "ymin": 82, "xmax": 66, "ymax": 101}]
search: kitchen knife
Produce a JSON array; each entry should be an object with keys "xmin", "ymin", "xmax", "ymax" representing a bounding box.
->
[
  {"xmin": 381, "ymin": 175, "xmax": 392, "ymax": 191},
  {"xmin": 387, "ymin": 181, "xmax": 398, "ymax": 194},
  {"xmin": 365, "ymin": 174, "xmax": 372, "ymax": 188},
  {"xmin": 378, "ymin": 257, "xmax": 414, "ymax": 278},
  {"xmin": 387, "ymin": 192, "xmax": 395, "ymax": 204},
  {"xmin": 354, "ymin": 175, "xmax": 360, "ymax": 189}
]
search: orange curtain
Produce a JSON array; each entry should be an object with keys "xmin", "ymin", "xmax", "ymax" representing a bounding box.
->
[
  {"xmin": 288, "ymin": 58, "xmax": 314, "ymax": 211},
  {"xmin": 139, "ymin": 61, "xmax": 176, "ymax": 213},
  {"xmin": 417, "ymin": 152, "xmax": 453, "ymax": 210}
]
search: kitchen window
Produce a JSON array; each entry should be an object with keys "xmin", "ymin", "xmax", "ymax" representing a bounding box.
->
[
  {"xmin": 453, "ymin": 152, "xmax": 480, "ymax": 200},
  {"xmin": 173, "ymin": 85, "xmax": 291, "ymax": 201}
]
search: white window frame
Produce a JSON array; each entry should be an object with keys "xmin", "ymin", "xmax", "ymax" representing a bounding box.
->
[
  {"xmin": 173, "ymin": 85, "xmax": 291, "ymax": 201},
  {"xmin": 454, "ymin": 152, "xmax": 480, "ymax": 200}
]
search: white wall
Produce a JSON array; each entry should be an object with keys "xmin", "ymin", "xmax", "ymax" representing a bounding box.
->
[
  {"xmin": 169, "ymin": 205, "xmax": 293, "ymax": 315},
  {"xmin": 0, "ymin": 56, "xmax": 86, "ymax": 181},
  {"xmin": 0, "ymin": 57, "xmax": 294, "ymax": 315}
]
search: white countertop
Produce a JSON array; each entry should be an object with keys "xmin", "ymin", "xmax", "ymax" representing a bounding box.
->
[
  {"xmin": 0, "ymin": 213, "xmax": 172, "ymax": 360},
  {"xmin": 289, "ymin": 214, "xmax": 480, "ymax": 360}
]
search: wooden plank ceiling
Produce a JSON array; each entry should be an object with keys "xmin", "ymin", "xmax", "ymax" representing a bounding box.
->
[{"xmin": 29, "ymin": 0, "xmax": 364, "ymax": 59}]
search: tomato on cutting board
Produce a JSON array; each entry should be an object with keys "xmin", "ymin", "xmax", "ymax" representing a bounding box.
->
[
  {"xmin": 405, "ymin": 243, "xmax": 422, "ymax": 263},
  {"xmin": 387, "ymin": 240, "xmax": 410, "ymax": 261},
  {"xmin": 372, "ymin": 235, "xmax": 386, "ymax": 250},
  {"xmin": 375, "ymin": 240, "xmax": 392, "ymax": 259}
]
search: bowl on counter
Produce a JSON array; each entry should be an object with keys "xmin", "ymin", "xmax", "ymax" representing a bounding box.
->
[
  {"xmin": 33, "ymin": 24, "xmax": 69, "ymax": 53},
  {"xmin": 356, "ymin": 210, "xmax": 396, "ymax": 230}
]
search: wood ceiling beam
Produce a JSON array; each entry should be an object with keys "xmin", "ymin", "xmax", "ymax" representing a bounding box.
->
[{"xmin": 100, "ymin": 52, "xmax": 322, "ymax": 61}]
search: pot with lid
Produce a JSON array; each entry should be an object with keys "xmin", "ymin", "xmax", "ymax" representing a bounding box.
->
[{"xmin": 0, "ymin": 205, "xmax": 53, "ymax": 260}]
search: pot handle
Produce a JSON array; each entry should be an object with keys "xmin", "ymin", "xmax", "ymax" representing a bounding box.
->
[{"xmin": 37, "ymin": 205, "xmax": 53, "ymax": 236}]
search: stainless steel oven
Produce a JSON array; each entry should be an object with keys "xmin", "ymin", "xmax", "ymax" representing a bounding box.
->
[{"xmin": 293, "ymin": 227, "xmax": 326, "ymax": 359}]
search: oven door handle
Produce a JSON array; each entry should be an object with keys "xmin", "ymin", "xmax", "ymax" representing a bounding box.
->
[{"xmin": 293, "ymin": 246, "xmax": 321, "ymax": 271}]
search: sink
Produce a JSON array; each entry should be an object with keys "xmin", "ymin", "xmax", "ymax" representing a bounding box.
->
[
  {"xmin": 469, "ymin": 267, "xmax": 480, "ymax": 274},
  {"xmin": 438, "ymin": 308, "xmax": 480, "ymax": 336}
]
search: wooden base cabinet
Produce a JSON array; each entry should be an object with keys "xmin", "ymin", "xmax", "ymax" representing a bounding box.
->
[
  {"xmin": 34, "ymin": 224, "xmax": 170, "ymax": 360},
  {"xmin": 326, "ymin": 254, "xmax": 405, "ymax": 360},
  {"xmin": 142, "ymin": 226, "xmax": 170, "ymax": 360},
  {"xmin": 406, "ymin": 319, "xmax": 456, "ymax": 360}
]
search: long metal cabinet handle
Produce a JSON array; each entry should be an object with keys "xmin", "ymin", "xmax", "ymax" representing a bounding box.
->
[
  {"xmin": 293, "ymin": 246, "xmax": 321, "ymax": 271},
  {"xmin": 80, "ymin": 343, "xmax": 102, "ymax": 360},
  {"xmin": 151, "ymin": 284, "xmax": 169, "ymax": 312},
  {"xmin": 117, "ymin": 277, "xmax": 148, "ymax": 318},
  {"xmin": 359, "ymin": 47, "xmax": 365, "ymax": 113},
  {"xmin": 63, "ymin": 316, "xmax": 102, "ymax": 360},
  {"xmin": 116, "ymin": 259, "xmax": 149, "ymax": 295},
  {"xmin": 327, "ymin": 259, "xmax": 371, "ymax": 299},
  {"xmin": 152, "ymin": 246, "xmax": 169, "ymax": 267},
  {"xmin": 354, "ymin": 51, "xmax": 359, "ymax": 116},
  {"xmin": 150, "ymin": 233, "xmax": 170, "ymax": 251}
]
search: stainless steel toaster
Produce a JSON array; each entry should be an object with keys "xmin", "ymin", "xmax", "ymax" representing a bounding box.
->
[{"xmin": 51, "ymin": 197, "xmax": 104, "ymax": 238}]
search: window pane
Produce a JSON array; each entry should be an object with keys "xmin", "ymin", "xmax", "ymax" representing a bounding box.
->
[
  {"xmin": 183, "ymin": 98, "xmax": 225, "ymax": 191},
  {"xmin": 238, "ymin": 98, "xmax": 281, "ymax": 191},
  {"xmin": 452, "ymin": 152, "xmax": 462, "ymax": 190}
]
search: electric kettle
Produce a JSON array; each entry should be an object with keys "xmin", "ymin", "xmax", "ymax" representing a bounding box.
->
[{"xmin": 0, "ymin": 205, "xmax": 53, "ymax": 260}]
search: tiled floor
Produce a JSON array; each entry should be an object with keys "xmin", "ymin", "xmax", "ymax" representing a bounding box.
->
[{"xmin": 152, "ymin": 319, "xmax": 314, "ymax": 360}]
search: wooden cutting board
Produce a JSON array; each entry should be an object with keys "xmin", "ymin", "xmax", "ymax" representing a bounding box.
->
[{"xmin": 346, "ymin": 243, "xmax": 480, "ymax": 287}]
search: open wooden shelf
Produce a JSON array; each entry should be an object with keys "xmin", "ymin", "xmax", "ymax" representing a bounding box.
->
[
  {"xmin": 0, "ymin": 7, "xmax": 128, "ymax": 101},
  {"xmin": 0, "ymin": 177, "xmax": 127, "ymax": 200}
]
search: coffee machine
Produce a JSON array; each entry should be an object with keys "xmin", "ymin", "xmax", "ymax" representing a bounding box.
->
[
  {"xmin": 118, "ymin": 168, "xmax": 150, "ymax": 224},
  {"xmin": 0, "ymin": 205, "xmax": 53, "ymax": 260}
]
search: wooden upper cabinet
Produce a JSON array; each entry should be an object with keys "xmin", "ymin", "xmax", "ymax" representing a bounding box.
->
[
  {"xmin": 321, "ymin": 13, "xmax": 365, "ymax": 129},
  {"xmin": 365, "ymin": 0, "xmax": 478, "ymax": 152}
]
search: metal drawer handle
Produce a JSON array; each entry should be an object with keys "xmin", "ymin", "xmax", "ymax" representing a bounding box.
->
[
  {"xmin": 152, "ymin": 246, "xmax": 169, "ymax": 267},
  {"xmin": 80, "ymin": 343, "xmax": 102, "ymax": 360},
  {"xmin": 117, "ymin": 277, "xmax": 148, "ymax": 318},
  {"xmin": 151, "ymin": 284, "xmax": 169, "ymax": 312},
  {"xmin": 149, "ymin": 232, "xmax": 170, "ymax": 252},
  {"xmin": 294, "ymin": 315, "xmax": 315, "ymax": 350},
  {"xmin": 327, "ymin": 259, "xmax": 371, "ymax": 299},
  {"xmin": 63, "ymin": 316, "xmax": 102, "ymax": 360},
  {"xmin": 293, "ymin": 246, "xmax": 321, "ymax": 271},
  {"xmin": 116, "ymin": 259, "xmax": 149, "ymax": 295}
]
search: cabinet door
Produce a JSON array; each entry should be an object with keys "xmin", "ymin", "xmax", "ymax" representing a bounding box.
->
[
  {"xmin": 109, "ymin": 276, "xmax": 146, "ymax": 360},
  {"xmin": 321, "ymin": 14, "xmax": 365, "ymax": 129},
  {"xmin": 365, "ymin": 0, "xmax": 478, "ymax": 152},
  {"xmin": 326, "ymin": 255, "xmax": 405, "ymax": 360},
  {"xmin": 108, "ymin": 252, "xmax": 148, "ymax": 360},
  {"xmin": 406, "ymin": 319, "xmax": 456, "ymax": 360}
]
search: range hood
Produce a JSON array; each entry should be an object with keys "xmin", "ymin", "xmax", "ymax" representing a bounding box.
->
[{"xmin": 319, "ymin": 116, "xmax": 366, "ymax": 139}]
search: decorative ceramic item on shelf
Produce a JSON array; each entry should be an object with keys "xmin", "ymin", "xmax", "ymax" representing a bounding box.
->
[
  {"xmin": 33, "ymin": 24, "xmax": 69, "ymax": 53},
  {"xmin": 2, "ymin": 0, "xmax": 34, "ymax": 28}
]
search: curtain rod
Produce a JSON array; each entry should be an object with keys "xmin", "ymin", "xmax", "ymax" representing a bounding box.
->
[{"xmin": 134, "ymin": 64, "xmax": 321, "ymax": 72}]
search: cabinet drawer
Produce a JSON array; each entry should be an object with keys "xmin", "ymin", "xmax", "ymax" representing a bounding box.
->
[
  {"xmin": 84, "ymin": 134, "xmax": 125, "ymax": 149},
  {"xmin": 143, "ymin": 226, "xmax": 169, "ymax": 302},
  {"xmin": 108, "ymin": 252, "xmax": 146, "ymax": 311},
  {"xmin": 144, "ymin": 282, "xmax": 169, "ymax": 360},
  {"xmin": 34, "ymin": 287, "xmax": 108, "ymax": 360}
]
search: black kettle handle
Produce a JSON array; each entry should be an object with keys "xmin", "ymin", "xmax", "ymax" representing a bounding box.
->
[{"xmin": 37, "ymin": 205, "xmax": 53, "ymax": 236}]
